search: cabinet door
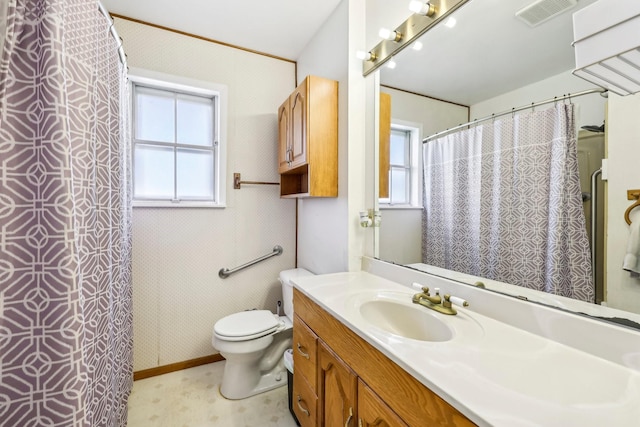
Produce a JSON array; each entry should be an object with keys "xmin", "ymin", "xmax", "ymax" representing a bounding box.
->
[
  {"xmin": 319, "ymin": 341, "xmax": 358, "ymax": 427},
  {"xmin": 289, "ymin": 79, "xmax": 307, "ymax": 169},
  {"xmin": 278, "ymin": 98, "xmax": 291, "ymax": 173},
  {"xmin": 294, "ymin": 370, "xmax": 318, "ymax": 427},
  {"xmin": 358, "ymin": 379, "xmax": 408, "ymax": 427},
  {"xmin": 293, "ymin": 315, "xmax": 318, "ymax": 391}
]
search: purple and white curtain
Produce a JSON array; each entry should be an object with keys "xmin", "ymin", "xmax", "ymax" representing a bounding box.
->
[
  {"xmin": 0, "ymin": 0, "xmax": 132, "ymax": 426},
  {"xmin": 423, "ymin": 103, "xmax": 594, "ymax": 302}
]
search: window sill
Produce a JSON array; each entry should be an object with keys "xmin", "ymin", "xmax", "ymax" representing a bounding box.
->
[
  {"xmin": 379, "ymin": 205, "xmax": 422, "ymax": 210},
  {"xmin": 133, "ymin": 200, "xmax": 226, "ymax": 208}
]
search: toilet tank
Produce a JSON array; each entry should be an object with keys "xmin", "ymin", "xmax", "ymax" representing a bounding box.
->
[{"xmin": 279, "ymin": 268, "xmax": 314, "ymax": 322}]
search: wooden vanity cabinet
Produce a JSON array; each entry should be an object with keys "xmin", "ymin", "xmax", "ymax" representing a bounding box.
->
[
  {"xmin": 293, "ymin": 288, "xmax": 476, "ymax": 427},
  {"xmin": 277, "ymin": 75, "xmax": 338, "ymax": 198}
]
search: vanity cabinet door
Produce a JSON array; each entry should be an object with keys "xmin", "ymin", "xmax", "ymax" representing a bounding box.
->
[
  {"xmin": 358, "ymin": 379, "xmax": 408, "ymax": 427},
  {"xmin": 293, "ymin": 369, "xmax": 318, "ymax": 427},
  {"xmin": 318, "ymin": 341, "xmax": 358, "ymax": 427},
  {"xmin": 293, "ymin": 314, "xmax": 318, "ymax": 391}
]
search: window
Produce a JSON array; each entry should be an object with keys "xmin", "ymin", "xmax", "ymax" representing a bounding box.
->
[
  {"xmin": 130, "ymin": 70, "xmax": 227, "ymax": 207},
  {"xmin": 380, "ymin": 123, "xmax": 421, "ymax": 207}
]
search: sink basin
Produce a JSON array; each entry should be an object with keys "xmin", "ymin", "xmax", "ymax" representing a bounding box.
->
[{"xmin": 359, "ymin": 299, "xmax": 453, "ymax": 342}]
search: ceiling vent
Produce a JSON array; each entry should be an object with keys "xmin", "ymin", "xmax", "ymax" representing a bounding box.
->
[{"xmin": 515, "ymin": 0, "xmax": 578, "ymax": 27}]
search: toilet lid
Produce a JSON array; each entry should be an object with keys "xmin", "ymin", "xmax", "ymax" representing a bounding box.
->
[{"xmin": 214, "ymin": 310, "xmax": 280, "ymax": 339}]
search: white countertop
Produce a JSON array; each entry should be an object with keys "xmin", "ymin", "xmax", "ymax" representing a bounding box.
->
[{"xmin": 293, "ymin": 271, "xmax": 640, "ymax": 427}]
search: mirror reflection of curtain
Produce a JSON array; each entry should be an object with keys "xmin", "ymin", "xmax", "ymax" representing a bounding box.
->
[
  {"xmin": 0, "ymin": 0, "xmax": 132, "ymax": 425},
  {"xmin": 423, "ymin": 103, "xmax": 594, "ymax": 302}
]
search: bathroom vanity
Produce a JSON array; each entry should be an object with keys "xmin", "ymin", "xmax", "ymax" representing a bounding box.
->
[
  {"xmin": 293, "ymin": 288, "xmax": 473, "ymax": 426},
  {"xmin": 291, "ymin": 264, "xmax": 640, "ymax": 427}
]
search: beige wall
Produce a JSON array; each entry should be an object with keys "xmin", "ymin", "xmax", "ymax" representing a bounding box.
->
[
  {"xmin": 606, "ymin": 92, "xmax": 640, "ymax": 314},
  {"xmin": 296, "ymin": 0, "xmax": 369, "ymax": 274},
  {"xmin": 115, "ymin": 18, "xmax": 298, "ymax": 371}
]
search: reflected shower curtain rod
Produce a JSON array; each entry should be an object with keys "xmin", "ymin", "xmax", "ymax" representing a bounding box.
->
[
  {"xmin": 423, "ymin": 88, "xmax": 608, "ymax": 142},
  {"xmin": 97, "ymin": 1, "xmax": 127, "ymax": 69}
]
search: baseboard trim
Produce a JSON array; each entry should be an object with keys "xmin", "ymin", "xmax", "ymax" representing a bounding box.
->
[{"xmin": 133, "ymin": 353, "xmax": 225, "ymax": 381}]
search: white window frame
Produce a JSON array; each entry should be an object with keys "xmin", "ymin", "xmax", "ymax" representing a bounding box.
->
[
  {"xmin": 129, "ymin": 68, "xmax": 227, "ymax": 208},
  {"xmin": 380, "ymin": 120, "xmax": 422, "ymax": 209}
]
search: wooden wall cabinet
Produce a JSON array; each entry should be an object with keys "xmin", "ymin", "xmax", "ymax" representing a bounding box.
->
[
  {"xmin": 292, "ymin": 289, "xmax": 476, "ymax": 427},
  {"xmin": 379, "ymin": 91, "xmax": 391, "ymax": 199},
  {"xmin": 278, "ymin": 75, "xmax": 338, "ymax": 198}
]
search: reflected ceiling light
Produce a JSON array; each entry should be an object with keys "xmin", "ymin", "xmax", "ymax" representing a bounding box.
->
[
  {"xmin": 356, "ymin": 50, "xmax": 377, "ymax": 61},
  {"xmin": 386, "ymin": 59, "xmax": 397, "ymax": 69},
  {"xmin": 409, "ymin": 1, "xmax": 437, "ymax": 17},
  {"xmin": 444, "ymin": 17, "xmax": 457, "ymax": 28},
  {"xmin": 412, "ymin": 41, "xmax": 423, "ymax": 51},
  {"xmin": 379, "ymin": 28, "xmax": 403, "ymax": 42}
]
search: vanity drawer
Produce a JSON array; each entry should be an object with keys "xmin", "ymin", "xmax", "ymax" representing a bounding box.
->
[
  {"xmin": 293, "ymin": 314, "xmax": 318, "ymax": 391},
  {"xmin": 293, "ymin": 370, "xmax": 318, "ymax": 427}
]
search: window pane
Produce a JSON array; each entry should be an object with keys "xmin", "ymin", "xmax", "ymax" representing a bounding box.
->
[
  {"xmin": 135, "ymin": 86, "xmax": 175, "ymax": 143},
  {"xmin": 134, "ymin": 144, "xmax": 175, "ymax": 199},
  {"xmin": 177, "ymin": 94, "xmax": 214, "ymax": 147},
  {"xmin": 177, "ymin": 148, "xmax": 214, "ymax": 200},
  {"xmin": 390, "ymin": 167, "xmax": 408, "ymax": 204},
  {"xmin": 390, "ymin": 130, "xmax": 409, "ymax": 165}
]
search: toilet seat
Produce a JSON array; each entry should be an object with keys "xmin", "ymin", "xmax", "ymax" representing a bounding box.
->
[{"xmin": 214, "ymin": 310, "xmax": 281, "ymax": 342}]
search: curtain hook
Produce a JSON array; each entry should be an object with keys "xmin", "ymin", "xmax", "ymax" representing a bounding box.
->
[{"xmin": 512, "ymin": 107, "xmax": 516, "ymax": 119}]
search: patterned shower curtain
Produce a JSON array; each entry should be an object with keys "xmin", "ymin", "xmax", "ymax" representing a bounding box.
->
[
  {"xmin": 423, "ymin": 103, "xmax": 594, "ymax": 302},
  {"xmin": 0, "ymin": 0, "xmax": 133, "ymax": 426}
]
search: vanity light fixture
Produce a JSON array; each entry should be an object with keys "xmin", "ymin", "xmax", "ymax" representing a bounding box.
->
[
  {"xmin": 379, "ymin": 27, "xmax": 403, "ymax": 43},
  {"xmin": 409, "ymin": 1, "xmax": 437, "ymax": 17},
  {"xmin": 356, "ymin": 50, "xmax": 377, "ymax": 61},
  {"xmin": 362, "ymin": 0, "xmax": 470, "ymax": 76},
  {"xmin": 386, "ymin": 59, "xmax": 397, "ymax": 69},
  {"xmin": 412, "ymin": 41, "xmax": 423, "ymax": 51},
  {"xmin": 444, "ymin": 17, "xmax": 457, "ymax": 28}
]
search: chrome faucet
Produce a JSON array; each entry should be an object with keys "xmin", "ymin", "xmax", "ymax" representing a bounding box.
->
[{"xmin": 411, "ymin": 283, "xmax": 469, "ymax": 315}]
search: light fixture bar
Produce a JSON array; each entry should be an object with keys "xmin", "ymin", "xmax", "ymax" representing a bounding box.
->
[{"xmin": 362, "ymin": 0, "xmax": 471, "ymax": 76}]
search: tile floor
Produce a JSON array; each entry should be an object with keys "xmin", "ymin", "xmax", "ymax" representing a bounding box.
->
[{"xmin": 127, "ymin": 361, "xmax": 299, "ymax": 427}]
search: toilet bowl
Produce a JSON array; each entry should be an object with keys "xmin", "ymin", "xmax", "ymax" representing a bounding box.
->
[{"xmin": 212, "ymin": 268, "xmax": 313, "ymax": 400}]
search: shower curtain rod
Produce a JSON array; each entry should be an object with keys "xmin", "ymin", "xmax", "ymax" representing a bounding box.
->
[
  {"xmin": 423, "ymin": 88, "xmax": 608, "ymax": 142},
  {"xmin": 97, "ymin": 1, "xmax": 127, "ymax": 69}
]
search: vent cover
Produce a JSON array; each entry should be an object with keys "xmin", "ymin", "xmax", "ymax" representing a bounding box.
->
[{"xmin": 516, "ymin": 0, "xmax": 578, "ymax": 27}]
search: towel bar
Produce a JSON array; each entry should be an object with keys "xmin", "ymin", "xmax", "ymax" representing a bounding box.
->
[{"xmin": 624, "ymin": 189, "xmax": 640, "ymax": 225}]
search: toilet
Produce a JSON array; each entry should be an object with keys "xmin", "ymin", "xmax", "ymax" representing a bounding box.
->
[{"xmin": 212, "ymin": 268, "xmax": 313, "ymax": 400}]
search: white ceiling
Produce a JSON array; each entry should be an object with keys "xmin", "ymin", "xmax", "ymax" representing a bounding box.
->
[
  {"xmin": 101, "ymin": 0, "xmax": 598, "ymax": 106},
  {"xmin": 100, "ymin": 0, "xmax": 342, "ymax": 61}
]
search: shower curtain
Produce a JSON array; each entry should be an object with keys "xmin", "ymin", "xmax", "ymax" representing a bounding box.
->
[
  {"xmin": 423, "ymin": 103, "xmax": 594, "ymax": 302},
  {"xmin": 0, "ymin": 0, "xmax": 132, "ymax": 426}
]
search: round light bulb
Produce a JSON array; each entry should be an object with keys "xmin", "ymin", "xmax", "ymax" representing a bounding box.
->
[
  {"xmin": 356, "ymin": 50, "xmax": 374, "ymax": 61},
  {"xmin": 379, "ymin": 28, "xmax": 393, "ymax": 40}
]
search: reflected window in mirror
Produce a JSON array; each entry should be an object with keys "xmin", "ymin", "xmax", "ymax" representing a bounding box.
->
[{"xmin": 380, "ymin": 124, "xmax": 421, "ymax": 207}]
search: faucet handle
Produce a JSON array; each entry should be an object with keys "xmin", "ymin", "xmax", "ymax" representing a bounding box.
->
[
  {"xmin": 444, "ymin": 294, "xmax": 469, "ymax": 308},
  {"xmin": 411, "ymin": 282, "xmax": 430, "ymax": 294}
]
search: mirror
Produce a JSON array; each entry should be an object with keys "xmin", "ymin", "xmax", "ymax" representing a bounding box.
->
[{"xmin": 369, "ymin": 0, "xmax": 640, "ymax": 324}]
